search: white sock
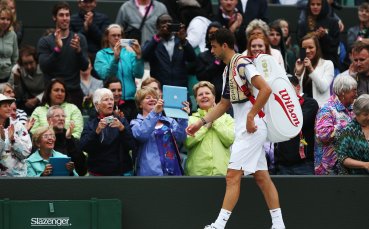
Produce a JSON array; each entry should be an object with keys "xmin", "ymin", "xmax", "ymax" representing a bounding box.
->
[
  {"xmin": 270, "ymin": 208, "xmax": 285, "ymax": 229},
  {"xmin": 213, "ymin": 208, "xmax": 232, "ymax": 229}
]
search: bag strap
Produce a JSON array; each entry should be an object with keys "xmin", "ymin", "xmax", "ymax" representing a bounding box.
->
[
  {"xmin": 230, "ymin": 54, "xmax": 265, "ymax": 118},
  {"xmin": 138, "ymin": 0, "xmax": 153, "ymax": 31}
]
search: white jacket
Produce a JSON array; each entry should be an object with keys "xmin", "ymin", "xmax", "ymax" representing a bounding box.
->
[{"xmin": 296, "ymin": 58, "xmax": 334, "ymax": 107}]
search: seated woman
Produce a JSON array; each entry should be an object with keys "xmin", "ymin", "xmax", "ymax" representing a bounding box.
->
[
  {"xmin": 0, "ymin": 93, "xmax": 31, "ymax": 176},
  {"xmin": 336, "ymin": 94, "xmax": 369, "ymax": 175},
  {"xmin": 184, "ymin": 81, "xmax": 234, "ymax": 176},
  {"xmin": 295, "ymin": 33, "xmax": 334, "ymax": 107},
  {"xmin": 80, "ymin": 88, "xmax": 134, "ymax": 176},
  {"xmin": 30, "ymin": 78, "xmax": 83, "ymax": 139},
  {"xmin": 131, "ymin": 87, "xmax": 189, "ymax": 176},
  {"xmin": 315, "ymin": 75, "xmax": 357, "ymax": 175},
  {"xmin": 26, "ymin": 126, "xmax": 77, "ymax": 177}
]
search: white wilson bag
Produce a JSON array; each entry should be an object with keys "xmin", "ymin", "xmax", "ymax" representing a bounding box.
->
[{"xmin": 253, "ymin": 54, "xmax": 303, "ymax": 142}]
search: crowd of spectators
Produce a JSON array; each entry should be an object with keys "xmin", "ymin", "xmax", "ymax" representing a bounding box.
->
[{"xmin": 0, "ymin": 0, "xmax": 369, "ymax": 177}]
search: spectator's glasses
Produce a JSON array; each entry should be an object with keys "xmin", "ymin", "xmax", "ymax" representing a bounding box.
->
[
  {"xmin": 42, "ymin": 134, "xmax": 56, "ymax": 140},
  {"xmin": 53, "ymin": 114, "xmax": 66, "ymax": 119}
]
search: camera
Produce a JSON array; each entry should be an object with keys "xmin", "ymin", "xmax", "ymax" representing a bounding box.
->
[
  {"xmin": 168, "ymin": 23, "xmax": 181, "ymax": 33},
  {"xmin": 104, "ymin": 115, "xmax": 115, "ymax": 124},
  {"xmin": 120, "ymin": 39, "xmax": 133, "ymax": 47}
]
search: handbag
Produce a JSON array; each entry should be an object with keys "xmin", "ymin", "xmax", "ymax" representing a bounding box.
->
[{"xmin": 124, "ymin": 0, "xmax": 153, "ymax": 43}]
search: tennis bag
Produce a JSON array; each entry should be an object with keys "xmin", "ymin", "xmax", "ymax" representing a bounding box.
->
[{"xmin": 231, "ymin": 54, "xmax": 303, "ymax": 142}]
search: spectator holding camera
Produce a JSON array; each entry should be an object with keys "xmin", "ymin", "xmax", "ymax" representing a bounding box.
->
[
  {"xmin": 142, "ymin": 13, "xmax": 196, "ymax": 89},
  {"xmin": 8, "ymin": 45, "xmax": 45, "ymax": 116},
  {"xmin": 294, "ymin": 34, "xmax": 334, "ymax": 107},
  {"xmin": 80, "ymin": 88, "xmax": 134, "ymax": 176},
  {"xmin": 94, "ymin": 23, "xmax": 144, "ymax": 122},
  {"xmin": 103, "ymin": 76, "xmax": 137, "ymax": 123}
]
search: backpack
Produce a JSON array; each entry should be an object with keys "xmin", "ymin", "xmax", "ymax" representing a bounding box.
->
[{"xmin": 231, "ymin": 53, "xmax": 303, "ymax": 142}]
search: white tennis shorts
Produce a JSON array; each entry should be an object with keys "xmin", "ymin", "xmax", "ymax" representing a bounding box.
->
[{"xmin": 228, "ymin": 103, "xmax": 268, "ymax": 175}]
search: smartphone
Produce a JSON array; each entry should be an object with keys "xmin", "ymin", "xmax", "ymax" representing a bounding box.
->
[
  {"xmin": 168, "ymin": 23, "xmax": 181, "ymax": 32},
  {"xmin": 299, "ymin": 48, "xmax": 306, "ymax": 60},
  {"xmin": 120, "ymin": 39, "xmax": 133, "ymax": 47}
]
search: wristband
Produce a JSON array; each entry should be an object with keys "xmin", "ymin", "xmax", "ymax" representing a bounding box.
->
[
  {"xmin": 153, "ymin": 34, "xmax": 160, "ymax": 42},
  {"xmin": 200, "ymin": 117, "xmax": 207, "ymax": 126},
  {"xmin": 54, "ymin": 46, "xmax": 61, "ymax": 53}
]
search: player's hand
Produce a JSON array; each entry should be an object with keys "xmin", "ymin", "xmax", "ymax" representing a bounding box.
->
[
  {"xmin": 246, "ymin": 114, "xmax": 257, "ymax": 133},
  {"xmin": 186, "ymin": 120, "xmax": 202, "ymax": 136}
]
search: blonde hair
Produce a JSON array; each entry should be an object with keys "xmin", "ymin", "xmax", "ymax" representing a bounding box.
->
[
  {"xmin": 101, "ymin": 24, "xmax": 123, "ymax": 48},
  {"xmin": 0, "ymin": 6, "xmax": 13, "ymax": 32},
  {"xmin": 135, "ymin": 87, "xmax": 159, "ymax": 111},
  {"xmin": 32, "ymin": 126, "xmax": 55, "ymax": 148},
  {"xmin": 193, "ymin": 81, "xmax": 216, "ymax": 97}
]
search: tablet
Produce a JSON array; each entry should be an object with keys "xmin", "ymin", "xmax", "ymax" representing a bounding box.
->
[
  {"xmin": 162, "ymin": 85, "xmax": 188, "ymax": 119},
  {"xmin": 49, "ymin": 157, "xmax": 71, "ymax": 176}
]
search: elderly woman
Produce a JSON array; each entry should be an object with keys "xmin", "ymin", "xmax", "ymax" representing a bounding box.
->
[
  {"xmin": 30, "ymin": 78, "xmax": 83, "ymax": 139},
  {"xmin": 243, "ymin": 19, "xmax": 285, "ymax": 71},
  {"xmin": 80, "ymin": 88, "xmax": 134, "ymax": 176},
  {"xmin": 184, "ymin": 81, "xmax": 234, "ymax": 176},
  {"xmin": 336, "ymin": 94, "xmax": 369, "ymax": 175},
  {"xmin": 26, "ymin": 126, "xmax": 77, "ymax": 176},
  {"xmin": 131, "ymin": 87, "xmax": 189, "ymax": 176},
  {"xmin": 315, "ymin": 75, "xmax": 358, "ymax": 175},
  {"xmin": 0, "ymin": 93, "xmax": 31, "ymax": 176},
  {"xmin": 295, "ymin": 33, "xmax": 334, "ymax": 107},
  {"xmin": 94, "ymin": 23, "xmax": 144, "ymax": 122}
]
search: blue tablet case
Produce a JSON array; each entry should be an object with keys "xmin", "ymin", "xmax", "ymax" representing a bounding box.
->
[
  {"xmin": 162, "ymin": 85, "xmax": 188, "ymax": 119},
  {"xmin": 49, "ymin": 157, "xmax": 71, "ymax": 176}
]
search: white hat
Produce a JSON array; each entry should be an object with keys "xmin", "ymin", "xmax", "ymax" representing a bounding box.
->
[{"xmin": 0, "ymin": 94, "xmax": 15, "ymax": 104}]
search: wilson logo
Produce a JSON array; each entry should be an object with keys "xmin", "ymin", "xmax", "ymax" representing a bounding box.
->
[
  {"xmin": 274, "ymin": 89, "xmax": 300, "ymax": 127},
  {"xmin": 30, "ymin": 217, "xmax": 71, "ymax": 227}
]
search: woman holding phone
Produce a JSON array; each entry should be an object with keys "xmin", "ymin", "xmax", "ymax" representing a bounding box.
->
[
  {"xmin": 26, "ymin": 126, "xmax": 77, "ymax": 177},
  {"xmin": 94, "ymin": 24, "xmax": 144, "ymax": 122},
  {"xmin": 294, "ymin": 33, "xmax": 334, "ymax": 107}
]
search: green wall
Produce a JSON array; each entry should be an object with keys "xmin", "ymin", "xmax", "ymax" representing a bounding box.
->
[
  {"xmin": 0, "ymin": 176, "xmax": 369, "ymax": 229},
  {"xmin": 16, "ymin": 1, "xmax": 358, "ymax": 47}
]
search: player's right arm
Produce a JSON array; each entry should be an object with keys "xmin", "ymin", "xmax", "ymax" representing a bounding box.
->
[{"xmin": 186, "ymin": 98, "xmax": 231, "ymax": 136}]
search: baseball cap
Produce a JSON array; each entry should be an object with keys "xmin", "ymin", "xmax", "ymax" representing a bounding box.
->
[{"xmin": 0, "ymin": 94, "xmax": 15, "ymax": 104}]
